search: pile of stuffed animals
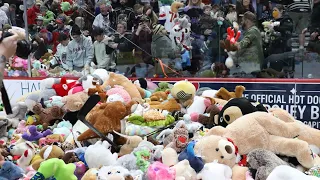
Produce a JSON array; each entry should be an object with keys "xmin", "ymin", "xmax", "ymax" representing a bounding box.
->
[{"xmin": 1, "ymin": 69, "xmax": 320, "ymax": 180}]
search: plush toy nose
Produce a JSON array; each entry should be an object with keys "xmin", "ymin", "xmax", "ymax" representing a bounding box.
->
[{"xmin": 178, "ymin": 136, "xmax": 187, "ymax": 143}]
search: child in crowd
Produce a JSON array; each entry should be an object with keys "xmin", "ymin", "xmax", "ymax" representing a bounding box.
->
[
  {"xmin": 51, "ymin": 33, "xmax": 70, "ymax": 70},
  {"xmin": 92, "ymin": 27, "xmax": 116, "ymax": 71},
  {"xmin": 199, "ymin": 5, "xmax": 215, "ymax": 40}
]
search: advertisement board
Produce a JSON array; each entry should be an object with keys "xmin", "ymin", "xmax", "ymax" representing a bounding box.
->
[{"xmin": 2, "ymin": 78, "xmax": 319, "ymax": 128}]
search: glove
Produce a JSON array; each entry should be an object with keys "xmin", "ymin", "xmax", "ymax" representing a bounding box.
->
[{"xmin": 84, "ymin": 64, "xmax": 90, "ymax": 70}]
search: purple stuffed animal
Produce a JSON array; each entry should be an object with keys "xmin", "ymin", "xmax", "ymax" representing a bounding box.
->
[{"xmin": 22, "ymin": 125, "xmax": 52, "ymax": 141}]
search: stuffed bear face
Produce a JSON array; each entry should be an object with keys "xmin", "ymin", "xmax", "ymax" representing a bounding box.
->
[
  {"xmin": 194, "ymin": 135, "xmax": 237, "ymax": 168},
  {"xmin": 97, "ymin": 166, "xmax": 131, "ymax": 180}
]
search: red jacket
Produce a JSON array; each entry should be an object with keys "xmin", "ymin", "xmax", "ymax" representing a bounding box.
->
[{"xmin": 27, "ymin": 6, "xmax": 40, "ymax": 25}]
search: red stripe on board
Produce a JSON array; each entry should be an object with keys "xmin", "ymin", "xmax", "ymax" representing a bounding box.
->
[{"xmin": 4, "ymin": 77, "xmax": 320, "ymax": 83}]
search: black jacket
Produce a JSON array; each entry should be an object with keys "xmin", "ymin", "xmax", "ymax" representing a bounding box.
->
[{"xmin": 270, "ymin": 15, "xmax": 293, "ymax": 53}]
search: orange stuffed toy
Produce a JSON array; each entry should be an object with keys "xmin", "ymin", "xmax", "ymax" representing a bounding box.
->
[
  {"xmin": 88, "ymin": 80, "xmax": 107, "ymax": 103},
  {"xmin": 77, "ymin": 101, "xmax": 136, "ymax": 141},
  {"xmin": 215, "ymin": 85, "xmax": 245, "ymax": 101}
]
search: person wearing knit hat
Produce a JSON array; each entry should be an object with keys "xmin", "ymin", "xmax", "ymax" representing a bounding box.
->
[
  {"xmin": 151, "ymin": 23, "xmax": 179, "ymax": 77},
  {"xmin": 66, "ymin": 24, "xmax": 94, "ymax": 72}
]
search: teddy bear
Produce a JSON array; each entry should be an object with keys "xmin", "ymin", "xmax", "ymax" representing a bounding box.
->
[
  {"xmin": 149, "ymin": 91, "xmax": 168, "ymax": 103},
  {"xmin": 170, "ymin": 80, "xmax": 196, "ymax": 108},
  {"xmin": 149, "ymin": 98, "xmax": 182, "ymax": 112},
  {"xmin": 218, "ymin": 97, "xmax": 268, "ymax": 127},
  {"xmin": 52, "ymin": 77, "xmax": 77, "ymax": 97},
  {"xmin": 247, "ymin": 149, "xmax": 290, "ymax": 180},
  {"xmin": 77, "ymin": 101, "xmax": 136, "ymax": 141},
  {"xmin": 97, "ymin": 165, "xmax": 135, "ymax": 180},
  {"xmin": 112, "ymin": 131, "xmax": 143, "ymax": 157},
  {"xmin": 268, "ymin": 108, "xmax": 320, "ymax": 148},
  {"xmin": 204, "ymin": 112, "xmax": 317, "ymax": 169},
  {"xmin": 88, "ymin": 79, "xmax": 107, "ymax": 103},
  {"xmin": 31, "ymin": 145, "xmax": 65, "ymax": 170},
  {"xmin": 62, "ymin": 91, "xmax": 89, "ymax": 112},
  {"xmin": 215, "ymin": 85, "xmax": 245, "ymax": 101},
  {"xmin": 102, "ymin": 72, "xmax": 142, "ymax": 101},
  {"xmin": 196, "ymin": 104, "xmax": 221, "ymax": 128},
  {"xmin": 32, "ymin": 103, "xmax": 65, "ymax": 129}
]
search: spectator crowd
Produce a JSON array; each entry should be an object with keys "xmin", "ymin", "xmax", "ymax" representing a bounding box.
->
[{"xmin": 0, "ymin": 0, "xmax": 319, "ymax": 78}]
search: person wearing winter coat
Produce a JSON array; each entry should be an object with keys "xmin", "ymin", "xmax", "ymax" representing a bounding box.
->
[
  {"xmin": 66, "ymin": 25, "xmax": 94, "ymax": 72},
  {"xmin": 92, "ymin": 27, "xmax": 116, "ymax": 71},
  {"xmin": 27, "ymin": 1, "xmax": 41, "ymax": 25},
  {"xmin": 51, "ymin": 33, "xmax": 70, "ymax": 70},
  {"xmin": 40, "ymin": 6, "xmax": 55, "ymax": 26}
]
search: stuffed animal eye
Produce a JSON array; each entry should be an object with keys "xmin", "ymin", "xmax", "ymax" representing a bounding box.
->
[
  {"xmin": 108, "ymin": 172, "xmax": 111, "ymax": 175},
  {"xmin": 216, "ymin": 148, "xmax": 219, "ymax": 151},
  {"xmin": 221, "ymin": 156, "xmax": 224, "ymax": 159},
  {"xmin": 224, "ymin": 115, "xmax": 230, "ymax": 122},
  {"xmin": 117, "ymin": 171, "xmax": 120, "ymax": 173}
]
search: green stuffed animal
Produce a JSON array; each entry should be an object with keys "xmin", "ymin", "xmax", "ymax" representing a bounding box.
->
[
  {"xmin": 31, "ymin": 158, "xmax": 77, "ymax": 180},
  {"xmin": 61, "ymin": 2, "xmax": 71, "ymax": 12},
  {"xmin": 155, "ymin": 82, "xmax": 172, "ymax": 93},
  {"xmin": 134, "ymin": 150, "xmax": 151, "ymax": 172}
]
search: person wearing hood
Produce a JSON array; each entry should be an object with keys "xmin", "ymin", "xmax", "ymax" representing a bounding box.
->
[
  {"xmin": 66, "ymin": 25, "xmax": 94, "ymax": 72},
  {"xmin": 151, "ymin": 24, "xmax": 180, "ymax": 77},
  {"xmin": 27, "ymin": 1, "xmax": 41, "ymax": 25},
  {"xmin": 40, "ymin": 6, "xmax": 55, "ymax": 26}
]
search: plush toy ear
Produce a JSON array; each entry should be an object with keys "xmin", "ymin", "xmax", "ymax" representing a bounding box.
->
[{"xmin": 75, "ymin": 102, "xmax": 83, "ymax": 108}]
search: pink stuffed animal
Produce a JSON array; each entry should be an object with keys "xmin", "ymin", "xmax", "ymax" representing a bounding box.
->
[
  {"xmin": 106, "ymin": 85, "xmax": 131, "ymax": 104},
  {"xmin": 147, "ymin": 162, "xmax": 176, "ymax": 180},
  {"xmin": 12, "ymin": 56, "xmax": 28, "ymax": 70},
  {"xmin": 15, "ymin": 120, "xmax": 28, "ymax": 134}
]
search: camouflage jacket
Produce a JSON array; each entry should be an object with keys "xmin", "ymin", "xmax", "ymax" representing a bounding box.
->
[{"xmin": 236, "ymin": 26, "xmax": 264, "ymax": 67}]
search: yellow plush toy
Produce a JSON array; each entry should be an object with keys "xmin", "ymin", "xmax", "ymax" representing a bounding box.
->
[{"xmin": 170, "ymin": 80, "xmax": 196, "ymax": 108}]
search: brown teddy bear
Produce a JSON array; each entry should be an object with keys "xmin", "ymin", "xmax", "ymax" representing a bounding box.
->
[
  {"xmin": 32, "ymin": 145, "xmax": 65, "ymax": 170},
  {"xmin": 205, "ymin": 112, "xmax": 317, "ymax": 168},
  {"xmin": 197, "ymin": 104, "xmax": 221, "ymax": 127},
  {"xmin": 77, "ymin": 101, "xmax": 136, "ymax": 141},
  {"xmin": 215, "ymin": 85, "xmax": 246, "ymax": 101},
  {"xmin": 88, "ymin": 79, "xmax": 107, "ymax": 103},
  {"xmin": 149, "ymin": 98, "xmax": 181, "ymax": 112},
  {"xmin": 62, "ymin": 152, "xmax": 79, "ymax": 164},
  {"xmin": 32, "ymin": 103, "xmax": 65, "ymax": 129},
  {"xmin": 149, "ymin": 91, "xmax": 168, "ymax": 103},
  {"xmin": 62, "ymin": 91, "xmax": 89, "ymax": 112}
]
